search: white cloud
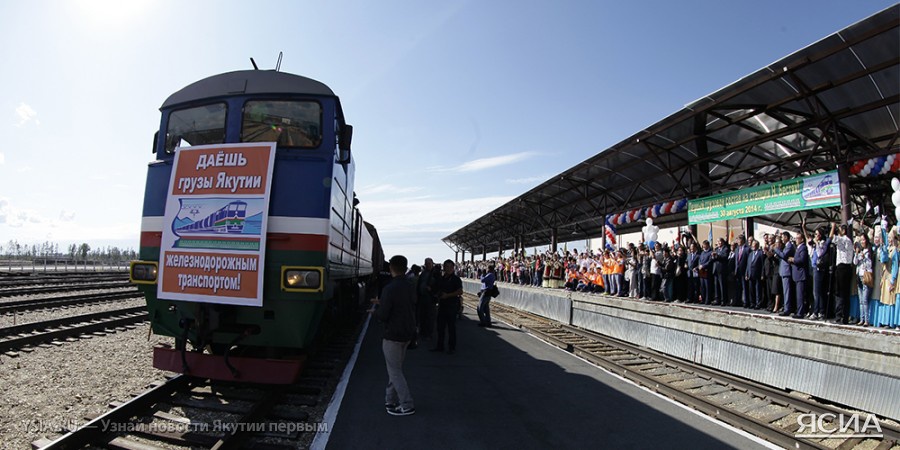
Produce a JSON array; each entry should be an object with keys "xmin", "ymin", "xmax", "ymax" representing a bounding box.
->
[
  {"xmin": 360, "ymin": 194, "xmax": 513, "ymax": 235},
  {"xmin": 358, "ymin": 183, "xmax": 423, "ymax": 197},
  {"xmin": 14, "ymin": 102, "xmax": 39, "ymax": 127},
  {"xmin": 0, "ymin": 198, "xmax": 43, "ymax": 228},
  {"xmin": 505, "ymin": 175, "xmax": 549, "ymax": 184},
  {"xmin": 429, "ymin": 151, "xmax": 537, "ymax": 173},
  {"xmin": 1, "ymin": 198, "xmax": 138, "ymax": 244}
]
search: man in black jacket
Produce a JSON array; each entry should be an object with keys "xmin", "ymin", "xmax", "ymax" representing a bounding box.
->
[
  {"xmin": 372, "ymin": 255, "xmax": 417, "ymax": 416},
  {"xmin": 432, "ymin": 260, "xmax": 463, "ymax": 354},
  {"xmin": 416, "ymin": 258, "xmax": 437, "ymax": 341},
  {"xmin": 733, "ymin": 235, "xmax": 750, "ymax": 307},
  {"xmin": 712, "ymin": 238, "xmax": 729, "ymax": 305}
]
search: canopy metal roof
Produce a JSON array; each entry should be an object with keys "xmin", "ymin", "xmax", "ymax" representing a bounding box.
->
[{"xmin": 444, "ymin": 5, "xmax": 899, "ymax": 255}]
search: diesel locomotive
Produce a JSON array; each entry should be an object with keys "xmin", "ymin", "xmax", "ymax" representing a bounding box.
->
[{"xmin": 129, "ymin": 69, "xmax": 382, "ymax": 383}]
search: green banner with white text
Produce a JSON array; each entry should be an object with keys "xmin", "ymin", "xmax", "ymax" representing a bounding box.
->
[{"xmin": 688, "ymin": 171, "xmax": 841, "ymax": 225}]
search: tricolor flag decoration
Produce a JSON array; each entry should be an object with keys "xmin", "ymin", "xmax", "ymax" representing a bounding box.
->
[
  {"xmin": 850, "ymin": 153, "xmax": 900, "ymax": 177},
  {"xmin": 606, "ymin": 198, "xmax": 689, "ymax": 227},
  {"xmin": 605, "ymin": 216, "xmax": 617, "ymax": 249}
]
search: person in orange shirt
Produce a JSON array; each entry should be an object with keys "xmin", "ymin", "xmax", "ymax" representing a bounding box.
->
[
  {"xmin": 600, "ymin": 251, "xmax": 612, "ymax": 295},
  {"xmin": 564, "ymin": 267, "xmax": 580, "ymax": 291},
  {"xmin": 604, "ymin": 251, "xmax": 618, "ymax": 295},
  {"xmin": 614, "ymin": 250, "xmax": 626, "ymax": 297},
  {"xmin": 584, "ymin": 266, "xmax": 601, "ymax": 293}
]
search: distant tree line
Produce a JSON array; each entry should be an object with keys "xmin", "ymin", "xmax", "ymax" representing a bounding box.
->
[{"xmin": 1, "ymin": 240, "xmax": 137, "ymax": 263}]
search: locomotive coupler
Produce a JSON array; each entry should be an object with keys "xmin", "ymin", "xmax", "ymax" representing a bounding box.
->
[
  {"xmin": 177, "ymin": 318, "xmax": 195, "ymax": 374},
  {"xmin": 223, "ymin": 325, "xmax": 261, "ymax": 378}
]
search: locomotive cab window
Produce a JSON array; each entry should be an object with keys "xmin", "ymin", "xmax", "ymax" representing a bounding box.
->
[
  {"xmin": 164, "ymin": 103, "xmax": 227, "ymax": 153},
  {"xmin": 242, "ymin": 101, "xmax": 322, "ymax": 148}
]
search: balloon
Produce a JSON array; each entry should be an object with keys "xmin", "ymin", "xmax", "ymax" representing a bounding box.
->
[
  {"xmin": 643, "ymin": 218, "xmax": 659, "ymax": 244},
  {"xmin": 891, "ymin": 177, "xmax": 900, "ymax": 191},
  {"xmin": 892, "ymin": 191, "xmax": 900, "ymax": 209}
]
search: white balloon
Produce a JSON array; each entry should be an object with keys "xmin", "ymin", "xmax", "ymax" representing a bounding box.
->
[
  {"xmin": 892, "ymin": 191, "xmax": 900, "ymax": 208},
  {"xmin": 643, "ymin": 217, "xmax": 659, "ymax": 243},
  {"xmin": 892, "ymin": 177, "xmax": 900, "ymax": 191}
]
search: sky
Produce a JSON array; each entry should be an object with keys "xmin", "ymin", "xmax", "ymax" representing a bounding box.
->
[{"xmin": 0, "ymin": 0, "xmax": 896, "ymax": 264}]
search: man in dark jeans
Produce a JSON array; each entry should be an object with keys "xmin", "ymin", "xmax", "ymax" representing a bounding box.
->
[
  {"xmin": 712, "ymin": 238, "xmax": 729, "ymax": 305},
  {"xmin": 372, "ymin": 255, "xmax": 417, "ymax": 416},
  {"xmin": 432, "ymin": 260, "xmax": 463, "ymax": 354},
  {"xmin": 416, "ymin": 258, "xmax": 437, "ymax": 341}
]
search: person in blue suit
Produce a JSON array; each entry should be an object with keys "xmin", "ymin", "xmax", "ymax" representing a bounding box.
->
[
  {"xmin": 733, "ymin": 235, "xmax": 750, "ymax": 307},
  {"xmin": 745, "ymin": 238, "xmax": 765, "ymax": 309},
  {"xmin": 790, "ymin": 232, "xmax": 809, "ymax": 318},
  {"xmin": 774, "ymin": 231, "xmax": 796, "ymax": 316},
  {"xmin": 698, "ymin": 240, "xmax": 713, "ymax": 305},
  {"xmin": 712, "ymin": 238, "xmax": 729, "ymax": 305},
  {"xmin": 686, "ymin": 242, "xmax": 701, "ymax": 303}
]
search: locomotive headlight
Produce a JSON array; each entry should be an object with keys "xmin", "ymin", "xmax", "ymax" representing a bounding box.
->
[
  {"xmin": 282, "ymin": 266, "xmax": 323, "ymax": 292},
  {"xmin": 130, "ymin": 261, "xmax": 159, "ymax": 284}
]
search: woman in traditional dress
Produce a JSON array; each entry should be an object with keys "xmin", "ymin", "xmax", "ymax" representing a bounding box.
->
[{"xmin": 879, "ymin": 225, "xmax": 899, "ymax": 312}]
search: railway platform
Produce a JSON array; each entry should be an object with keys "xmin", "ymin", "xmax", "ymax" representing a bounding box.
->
[
  {"xmin": 457, "ymin": 280, "xmax": 900, "ymax": 422},
  {"xmin": 323, "ymin": 305, "xmax": 772, "ymax": 450}
]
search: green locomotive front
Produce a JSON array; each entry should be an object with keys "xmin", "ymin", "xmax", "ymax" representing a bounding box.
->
[{"xmin": 129, "ymin": 70, "xmax": 378, "ymax": 383}]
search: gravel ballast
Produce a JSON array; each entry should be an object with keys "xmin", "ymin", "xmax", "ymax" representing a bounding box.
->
[{"xmin": 0, "ymin": 323, "xmax": 169, "ymax": 450}]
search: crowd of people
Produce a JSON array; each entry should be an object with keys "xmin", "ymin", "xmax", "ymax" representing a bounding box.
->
[
  {"xmin": 368, "ymin": 216, "xmax": 898, "ymax": 418},
  {"xmin": 458, "ymin": 217, "xmax": 900, "ymax": 329},
  {"xmin": 371, "ymin": 256, "xmax": 471, "ymax": 417}
]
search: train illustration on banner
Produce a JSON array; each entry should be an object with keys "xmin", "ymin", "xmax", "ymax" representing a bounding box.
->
[
  {"xmin": 174, "ymin": 200, "xmax": 249, "ymax": 235},
  {"xmin": 129, "ymin": 68, "xmax": 383, "ymax": 384}
]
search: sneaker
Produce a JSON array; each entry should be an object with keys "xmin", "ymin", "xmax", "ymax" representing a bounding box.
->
[
  {"xmin": 387, "ymin": 406, "xmax": 416, "ymax": 416},
  {"xmin": 385, "ymin": 403, "xmax": 398, "ymax": 410},
  {"xmin": 429, "ymin": 347, "xmax": 445, "ymax": 352},
  {"xmin": 447, "ymin": 349, "xmax": 455, "ymax": 355}
]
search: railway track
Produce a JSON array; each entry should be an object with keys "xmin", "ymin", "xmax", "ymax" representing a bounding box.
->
[
  {"xmin": 34, "ymin": 315, "xmax": 366, "ymax": 449},
  {"xmin": 464, "ymin": 296, "xmax": 900, "ymax": 450},
  {"xmin": 0, "ymin": 306, "xmax": 148, "ymax": 354},
  {"xmin": 0, "ymin": 272, "xmax": 128, "ymax": 288},
  {"xmin": 0, "ymin": 281, "xmax": 133, "ymax": 298},
  {"xmin": 0, "ymin": 290, "xmax": 143, "ymax": 314}
]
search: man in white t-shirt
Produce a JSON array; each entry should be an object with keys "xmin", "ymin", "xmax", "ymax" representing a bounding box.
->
[{"xmin": 831, "ymin": 223, "xmax": 854, "ymax": 324}]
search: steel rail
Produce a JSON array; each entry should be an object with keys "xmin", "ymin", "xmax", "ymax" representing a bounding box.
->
[
  {"xmin": 560, "ymin": 322, "xmax": 900, "ymax": 443},
  {"xmin": 0, "ymin": 274, "xmax": 128, "ymax": 288},
  {"xmin": 0, "ymin": 281, "xmax": 132, "ymax": 298},
  {"xmin": 33, "ymin": 311, "xmax": 368, "ymax": 449},
  {"xmin": 37, "ymin": 375, "xmax": 193, "ymax": 450},
  {"xmin": 469, "ymin": 298, "xmax": 899, "ymax": 450},
  {"xmin": 0, "ymin": 306, "xmax": 148, "ymax": 353},
  {"xmin": 0, "ymin": 290, "xmax": 142, "ymax": 314}
]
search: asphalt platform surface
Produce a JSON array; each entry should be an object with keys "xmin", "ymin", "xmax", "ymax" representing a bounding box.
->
[{"xmin": 326, "ymin": 307, "xmax": 772, "ymax": 450}]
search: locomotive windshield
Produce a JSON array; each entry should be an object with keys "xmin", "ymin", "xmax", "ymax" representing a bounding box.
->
[
  {"xmin": 242, "ymin": 100, "xmax": 322, "ymax": 148},
  {"xmin": 164, "ymin": 103, "xmax": 227, "ymax": 153}
]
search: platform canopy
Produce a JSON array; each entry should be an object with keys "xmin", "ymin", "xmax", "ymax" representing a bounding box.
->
[{"xmin": 443, "ymin": 6, "xmax": 899, "ymax": 255}]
